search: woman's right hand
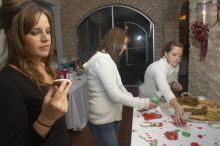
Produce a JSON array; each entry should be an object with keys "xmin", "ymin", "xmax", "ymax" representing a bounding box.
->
[
  {"xmin": 169, "ymin": 98, "xmax": 187, "ymax": 126},
  {"xmin": 149, "ymin": 101, "xmax": 158, "ymax": 109},
  {"xmin": 38, "ymin": 80, "xmax": 72, "ymax": 126}
]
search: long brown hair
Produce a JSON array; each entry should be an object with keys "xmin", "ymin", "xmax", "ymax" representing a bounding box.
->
[
  {"xmin": 0, "ymin": 0, "xmax": 56, "ymax": 87},
  {"xmin": 98, "ymin": 27, "xmax": 128, "ymax": 64}
]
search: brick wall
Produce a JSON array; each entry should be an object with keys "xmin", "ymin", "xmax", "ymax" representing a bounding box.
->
[
  {"xmin": 47, "ymin": 0, "xmax": 180, "ymax": 60},
  {"xmin": 0, "ymin": 0, "xmax": 180, "ymax": 67}
]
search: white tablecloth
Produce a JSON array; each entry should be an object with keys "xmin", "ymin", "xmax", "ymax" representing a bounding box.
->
[
  {"xmin": 65, "ymin": 74, "xmax": 88, "ymax": 131},
  {"xmin": 131, "ymin": 107, "xmax": 220, "ymax": 146}
]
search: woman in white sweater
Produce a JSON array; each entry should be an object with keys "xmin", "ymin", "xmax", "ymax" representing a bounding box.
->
[
  {"xmin": 139, "ymin": 41, "xmax": 186, "ymax": 126},
  {"xmin": 83, "ymin": 27, "xmax": 157, "ymax": 146}
]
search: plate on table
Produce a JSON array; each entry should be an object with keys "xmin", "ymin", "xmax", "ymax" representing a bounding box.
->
[{"xmin": 177, "ymin": 93, "xmax": 220, "ymax": 125}]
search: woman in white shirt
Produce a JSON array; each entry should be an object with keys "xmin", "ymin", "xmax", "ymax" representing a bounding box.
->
[
  {"xmin": 83, "ymin": 27, "xmax": 157, "ymax": 146},
  {"xmin": 139, "ymin": 41, "xmax": 186, "ymax": 126}
]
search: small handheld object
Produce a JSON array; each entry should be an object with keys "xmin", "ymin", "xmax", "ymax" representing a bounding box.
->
[
  {"xmin": 52, "ymin": 79, "xmax": 71, "ymax": 87},
  {"xmin": 150, "ymin": 96, "xmax": 160, "ymax": 105}
]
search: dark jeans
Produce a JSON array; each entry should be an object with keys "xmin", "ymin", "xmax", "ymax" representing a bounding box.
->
[{"xmin": 88, "ymin": 121, "xmax": 120, "ymax": 146}]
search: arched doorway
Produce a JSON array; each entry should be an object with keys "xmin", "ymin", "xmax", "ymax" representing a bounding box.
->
[{"xmin": 77, "ymin": 5, "xmax": 154, "ymax": 85}]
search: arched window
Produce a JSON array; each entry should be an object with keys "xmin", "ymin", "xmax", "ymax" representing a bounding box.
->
[{"xmin": 77, "ymin": 5, "xmax": 154, "ymax": 85}]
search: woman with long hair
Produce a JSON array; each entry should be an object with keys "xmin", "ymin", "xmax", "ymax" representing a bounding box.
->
[
  {"xmin": 0, "ymin": 1, "xmax": 72, "ymax": 145},
  {"xmin": 83, "ymin": 27, "xmax": 157, "ymax": 146}
]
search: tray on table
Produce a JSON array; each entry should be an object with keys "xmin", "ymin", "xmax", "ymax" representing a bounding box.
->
[{"xmin": 176, "ymin": 93, "xmax": 220, "ymax": 127}]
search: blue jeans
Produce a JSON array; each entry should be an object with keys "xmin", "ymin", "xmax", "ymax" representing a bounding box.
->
[{"xmin": 88, "ymin": 121, "xmax": 120, "ymax": 146}]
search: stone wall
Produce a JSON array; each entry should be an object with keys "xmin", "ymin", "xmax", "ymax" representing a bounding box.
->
[
  {"xmin": 189, "ymin": 0, "xmax": 220, "ymax": 103},
  {"xmin": 49, "ymin": 0, "xmax": 180, "ymax": 60}
]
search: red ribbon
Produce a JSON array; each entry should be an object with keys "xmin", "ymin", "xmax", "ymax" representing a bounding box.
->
[{"xmin": 191, "ymin": 20, "xmax": 209, "ymax": 61}]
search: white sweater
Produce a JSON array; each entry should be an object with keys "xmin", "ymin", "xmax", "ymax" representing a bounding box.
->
[
  {"xmin": 83, "ymin": 51, "xmax": 150, "ymax": 125},
  {"xmin": 139, "ymin": 57, "xmax": 179, "ymax": 104}
]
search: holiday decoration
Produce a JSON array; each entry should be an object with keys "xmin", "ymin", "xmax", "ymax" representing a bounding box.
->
[{"xmin": 190, "ymin": 20, "xmax": 209, "ymax": 61}]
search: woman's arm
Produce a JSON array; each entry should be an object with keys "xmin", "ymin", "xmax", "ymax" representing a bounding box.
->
[
  {"xmin": 152, "ymin": 68, "xmax": 185, "ymax": 125},
  {"xmin": 93, "ymin": 57, "xmax": 152, "ymax": 109},
  {"xmin": 0, "ymin": 71, "xmax": 72, "ymax": 145},
  {"xmin": 0, "ymin": 75, "xmax": 44, "ymax": 146},
  {"xmin": 33, "ymin": 80, "xmax": 72, "ymax": 138},
  {"xmin": 153, "ymin": 67, "xmax": 176, "ymax": 104},
  {"xmin": 170, "ymin": 98, "xmax": 186, "ymax": 126}
]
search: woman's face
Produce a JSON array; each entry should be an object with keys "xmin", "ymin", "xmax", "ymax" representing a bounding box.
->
[
  {"xmin": 165, "ymin": 46, "xmax": 183, "ymax": 67},
  {"xmin": 118, "ymin": 37, "xmax": 128, "ymax": 56},
  {"xmin": 24, "ymin": 13, "xmax": 51, "ymax": 61}
]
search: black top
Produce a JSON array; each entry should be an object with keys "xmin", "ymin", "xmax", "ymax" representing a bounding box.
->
[{"xmin": 0, "ymin": 66, "xmax": 71, "ymax": 146}]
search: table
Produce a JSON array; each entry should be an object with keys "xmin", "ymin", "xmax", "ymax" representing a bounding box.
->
[
  {"xmin": 65, "ymin": 74, "xmax": 88, "ymax": 131},
  {"xmin": 131, "ymin": 107, "xmax": 220, "ymax": 146}
]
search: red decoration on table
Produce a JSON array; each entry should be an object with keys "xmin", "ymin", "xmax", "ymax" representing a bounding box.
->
[
  {"xmin": 191, "ymin": 142, "xmax": 200, "ymax": 146},
  {"xmin": 191, "ymin": 20, "xmax": 209, "ymax": 61},
  {"xmin": 164, "ymin": 131, "xmax": 178, "ymax": 140},
  {"xmin": 197, "ymin": 134, "xmax": 203, "ymax": 139},
  {"xmin": 171, "ymin": 115, "xmax": 187, "ymax": 125},
  {"xmin": 142, "ymin": 113, "xmax": 162, "ymax": 120}
]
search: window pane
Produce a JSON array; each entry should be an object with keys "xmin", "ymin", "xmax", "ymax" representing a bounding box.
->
[
  {"xmin": 77, "ymin": 7, "xmax": 112, "ymax": 60},
  {"xmin": 113, "ymin": 6, "xmax": 152, "ymax": 64}
]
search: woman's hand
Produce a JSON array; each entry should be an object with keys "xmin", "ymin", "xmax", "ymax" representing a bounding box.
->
[
  {"xmin": 38, "ymin": 80, "xmax": 72, "ymax": 126},
  {"xmin": 173, "ymin": 105, "xmax": 187, "ymax": 126},
  {"xmin": 171, "ymin": 80, "xmax": 183, "ymax": 91},
  {"xmin": 149, "ymin": 101, "xmax": 158, "ymax": 109},
  {"xmin": 170, "ymin": 98, "xmax": 187, "ymax": 126}
]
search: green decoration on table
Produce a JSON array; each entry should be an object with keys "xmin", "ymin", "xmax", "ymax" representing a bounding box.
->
[
  {"xmin": 175, "ymin": 129, "xmax": 181, "ymax": 133},
  {"xmin": 150, "ymin": 96, "xmax": 160, "ymax": 105},
  {"xmin": 149, "ymin": 141, "xmax": 158, "ymax": 146},
  {"xmin": 182, "ymin": 131, "xmax": 191, "ymax": 137}
]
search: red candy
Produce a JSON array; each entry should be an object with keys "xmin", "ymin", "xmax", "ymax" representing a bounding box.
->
[
  {"xmin": 191, "ymin": 142, "xmax": 200, "ymax": 146},
  {"xmin": 142, "ymin": 113, "xmax": 162, "ymax": 120},
  {"xmin": 164, "ymin": 131, "xmax": 178, "ymax": 140},
  {"xmin": 171, "ymin": 115, "xmax": 187, "ymax": 125}
]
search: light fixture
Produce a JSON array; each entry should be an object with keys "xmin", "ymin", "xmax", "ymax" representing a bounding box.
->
[
  {"xmin": 179, "ymin": 15, "xmax": 187, "ymax": 21},
  {"xmin": 196, "ymin": 0, "xmax": 219, "ymax": 27}
]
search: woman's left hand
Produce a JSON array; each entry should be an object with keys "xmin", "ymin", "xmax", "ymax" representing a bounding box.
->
[{"xmin": 171, "ymin": 81, "xmax": 183, "ymax": 91}]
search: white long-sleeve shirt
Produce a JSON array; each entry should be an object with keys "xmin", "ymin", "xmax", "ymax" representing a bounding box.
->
[
  {"xmin": 139, "ymin": 57, "xmax": 179, "ymax": 104},
  {"xmin": 83, "ymin": 51, "xmax": 150, "ymax": 125}
]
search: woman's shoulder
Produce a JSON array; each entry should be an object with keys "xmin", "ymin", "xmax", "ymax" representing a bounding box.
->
[
  {"xmin": 0, "ymin": 66, "xmax": 20, "ymax": 90},
  {"xmin": 0, "ymin": 65, "xmax": 21, "ymax": 76},
  {"xmin": 92, "ymin": 52, "xmax": 112, "ymax": 64},
  {"xmin": 0, "ymin": 66, "xmax": 13, "ymax": 79},
  {"xmin": 148, "ymin": 59, "xmax": 163, "ymax": 69},
  {"xmin": 0, "ymin": 65, "xmax": 28, "ymax": 84},
  {"xmin": 147, "ymin": 59, "xmax": 166, "ymax": 74}
]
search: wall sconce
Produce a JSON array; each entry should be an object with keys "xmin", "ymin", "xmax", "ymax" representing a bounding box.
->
[
  {"xmin": 196, "ymin": 0, "xmax": 219, "ymax": 27},
  {"xmin": 179, "ymin": 15, "xmax": 187, "ymax": 21}
]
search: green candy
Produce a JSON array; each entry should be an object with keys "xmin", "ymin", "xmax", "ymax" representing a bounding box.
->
[
  {"xmin": 150, "ymin": 96, "xmax": 160, "ymax": 105},
  {"xmin": 182, "ymin": 131, "xmax": 191, "ymax": 137}
]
